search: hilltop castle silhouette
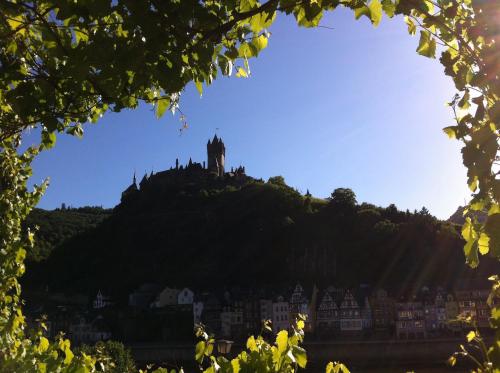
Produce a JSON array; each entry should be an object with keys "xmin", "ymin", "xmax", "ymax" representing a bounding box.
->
[{"xmin": 121, "ymin": 135, "xmax": 246, "ymax": 203}]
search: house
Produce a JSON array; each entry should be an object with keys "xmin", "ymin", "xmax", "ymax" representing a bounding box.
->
[
  {"xmin": 474, "ymin": 289, "xmax": 491, "ymax": 328},
  {"xmin": 260, "ymin": 299, "xmax": 273, "ymax": 322},
  {"xmin": 434, "ymin": 289, "xmax": 447, "ymax": 331},
  {"xmin": 220, "ymin": 304, "xmax": 244, "ymax": 338},
  {"xmin": 69, "ymin": 315, "xmax": 111, "ymax": 345},
  {"xmin": 178, "ymin": 288, "xmax": 195, "ymax": 305},
  {"xmin": 200, "ymin": 293, "xmax": 222, "ymax": 334},
  {"xmin": 315, "ymin": 291, "xmax": 339, "ymax": 336},
  {"xmin": 128, "ymin": 283, "xmax": 161, "ymax": 309},
  {"xmin": 421, "ymin": 288, "xmax": 440, "ymax": 336},
  {"xmin": 370, "ymin": 289, "xmax": 395, "ymax": 332},
  {"xmin": 289, "ymin": 284, "xmax": 311, "ymax": 331},
  {"xmin": 243, "ymin": 297, "xmax": 261, "ymax": 333},
  {"xmin": 395, "ymin": 298, "xmax": 426, "ymax": 339},
  {"xmin": 220, "ymin": 291, "xmax": 244, "ymax": 338},
  {"xmin": 445, "ymin": 293, "xmax": 461, "ymax": 333},
  {"xmin": 272, "ymin": 296, "xmax": 290, "ymax": 333},
  {"xmin": 93, "ymin": 290, "xmax": 113, "ymax": 309},
  {"xmin": 360, "ymin": 296, "xmax": 372, "ymax": 330},
  {"xmin": 153, "ymin": 287, "xmax": 180, "ymax": 308},
  {"xmin": 339, "ymin": 290, "xmax": 363, "ymax": 333}
]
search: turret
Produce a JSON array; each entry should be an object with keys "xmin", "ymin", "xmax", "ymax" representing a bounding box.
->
[
  {"xmin": 139, "ymin": 173, "xmax": 148, "ymax": 189},
  {"xmin": 121, "ymin": 172, "xmax": 139, "ymax": 202},
  {"xmin": 207, "ymin": 135, "xmax": 225, "ymax": 177}
]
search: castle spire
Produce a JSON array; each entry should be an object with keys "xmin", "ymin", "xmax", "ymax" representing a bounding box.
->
[{"xmin": 133, "ymin": 171, "xmax": 136, "ymax": 185}]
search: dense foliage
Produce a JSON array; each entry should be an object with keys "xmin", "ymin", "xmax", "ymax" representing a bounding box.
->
[
  {"xmin": 24, "ymin": 179, "xmax": 495, "ymax": 302},
  {"xmin": 25, "ymin": 207, "xmax": 110, "ymax": 261},
  {"xmin": 0, "ymin": 0, "xmax": 498, "ymax": 372},
  {"xmin": 194, "ymin": 317, "xmax": 349, "ymax": 373},
  {"xmin": 77, "ymin": 340, "xmax": 137, "ymax": 373}
]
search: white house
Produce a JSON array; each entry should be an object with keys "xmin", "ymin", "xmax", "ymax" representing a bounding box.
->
[
  {"xmin": 272, "ymin": 296, "xmax": 290, "ymax": 333},
  {"xmin": 340, "ymin": 290, "xmax": 363, "ymax": 332},
  {"xmin": 259, "ymin": 299, "xmax": 273, "ymax": 321},
  {"xmin": 153, "ymin": 287, "xmax": 180, "ymax": 308},
  {"xmin": 69, "ymin": 315, "xmax": 111, "ymax": 344},
  {"xmin": 93, "ymin": 290, "xmax": 113, "ymax": 309},
  {"xmin": 178, "ymin": 288, "xmax": 194, "ymax": 305},
  {"xmin": 220, "ymin": 305, "xmax": 243, "ymax": 338}
]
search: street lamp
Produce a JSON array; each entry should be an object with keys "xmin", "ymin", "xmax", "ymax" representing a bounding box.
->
[{"xmin": 216, "ymin": 339, "xmax": 234, "ymax": 355}]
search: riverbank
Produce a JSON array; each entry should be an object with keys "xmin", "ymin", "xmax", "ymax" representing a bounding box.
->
[{"xmin": 131, "ymin": 338, "xmax": 473, "ymax": 372}]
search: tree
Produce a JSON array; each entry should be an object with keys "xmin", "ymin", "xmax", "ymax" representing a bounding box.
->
[
  {"xmin": 329, "ymin": 188, "xmax": 357, "ymax": 208},
  {"xmin": 77, "ymin": 341, "xmax": 136, "ymax": 373},
  {"xmin": 268, "ymin": 176, "xmax": 286, "ymax": 186},
  {"xmin": 0, "ymin": 0, "xmax": 499, "ymax": 371}
]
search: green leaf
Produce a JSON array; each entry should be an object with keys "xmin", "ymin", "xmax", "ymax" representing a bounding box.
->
[
  {"xmin": 381, "ymin": 0, "xmax": 396, "ymax": 17},
  {"xmin": 354, "ymin": 6, "xmax": 371, "ymax": 21},
  {"xmin": 416, "ymin": 30, "xmax": 436, "ymax": 58},
  {"xmin": 417, "ymin": 30, "xmax": 436, "ymax": 58},
  {"xmin": 276, "ymin": 330, "xmax": 288, "ymax": 353},
  {"xmin": 478, "ymin": 233, "xmax": 490, "ymax": 255},
  {"xmin": 74, "ymin": 29, "xmax": 89, "ymax": 45},
  {"xmin": 240, "ymin": 0, "xmax": 257, "ymax": 12},
  {"xmin": 250, "ymin": 11, "xmax": 276, "ymax": 33},
  {"xmin": 297, "ymin": 319, "xmax": 305, "ymax": 330},
  {"xmin": 404, "ymin": 16, "xmax": 416, "ymax": 35},
  {"xmin": 195, "ymin": 80, "xmax": 203, "ymax": 96},
  {"xmin": 447, "ymin": 355, "xmax": 457, "ymax": 367},
  {"xmin": 251, "ymin": 35, "xmax": 268, "ymax": 55},
  {"xmin": 38, "ymin": 336, "xmax": 49, "ymax": 352},
  {"xmin": 292, "ymin": 345, "xmax": 307, "ymax": 368},
  {"xmin": 236, "ymin": 67, "xmax": 248, "ymax": 78},
  {"xmin": 156, "ymin": 97, "xmax": 170, "ymax": 118},
  {"xmin": 246, "ymin": 335, "xmax": 257, "ymax": 351},
  {"xmin": 231, "ymin": 358, "xmax": 240, "ymax": 373},
  {"xmin": 443, "ymin": 126, "xmax": 457, "ymax": 139},
  {"xmin": 195, "ymin": 341, "xmax": 205, "ymax": 362},
  {"xmin": 295, "ymin": 5, "xmax": 323, "ymax": 27},
  {"xmin": 490, "ymin": 307, "xmax": 500, "ymax": 328},
  {"xmin": 41, "ymin": 131, "xmax": 57, "ymax": 149},
  {"xmin": 466, "ymin": 330, "xmax": 476, "ymax": 342},
  {"xmin": 63, "ymin": 347, "xmax": 74, "ymax": 365},
  {"xmin": 458, "ymin": 90, "xmax": 471, "ymax": 110},
  {"xmin": 368, "ymin": 0, "xmax": 382, "ymax": 26}
]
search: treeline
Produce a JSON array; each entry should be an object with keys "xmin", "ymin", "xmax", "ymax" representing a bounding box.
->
[
  {"xmin": 23, "ymin": 178, "xmax": 496, "ymax": 303},
  {"xmin": 25, "ymin": 206, "xmax": 111, "ymax": 261}
]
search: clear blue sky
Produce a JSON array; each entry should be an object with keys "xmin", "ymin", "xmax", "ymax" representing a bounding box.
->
[{"xmin": 25, "ymin": 8, "xmax": 470, "ymax": 220}]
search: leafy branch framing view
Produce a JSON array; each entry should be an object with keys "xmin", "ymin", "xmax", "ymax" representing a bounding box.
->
[{"xmin": 0, "ymin": 0, "xmax": 498, "ymax": 372}]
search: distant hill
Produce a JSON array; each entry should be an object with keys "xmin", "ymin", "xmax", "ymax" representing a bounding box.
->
[
  {"xmin": 25, "ymin": 206, "xmax": 111, "ymax": 261},
  {"xmin": 23, "ymin": 175, "xmax": 497, "ymax": 304}
]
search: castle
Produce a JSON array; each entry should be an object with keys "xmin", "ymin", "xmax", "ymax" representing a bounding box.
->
[{"xmin": 121, "ymin": 135, "xmax": 246, "ymax": 202}]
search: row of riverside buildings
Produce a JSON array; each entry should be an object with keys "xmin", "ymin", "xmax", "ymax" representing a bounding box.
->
[
  {"xmin": 31, "ymin": 282, "xmax": 493, "ymax": 345},
  {"xmin": 125, "ymin": 282, "xmax": 494, "ymax": 340}
]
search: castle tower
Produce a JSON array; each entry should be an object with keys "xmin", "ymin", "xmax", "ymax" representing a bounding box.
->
[{"xmin": 207, "ymin": 135, "xmax": 225, "ymax": 177}]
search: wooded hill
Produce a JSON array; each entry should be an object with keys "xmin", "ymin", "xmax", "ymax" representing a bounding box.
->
[{"xmin": 23, "ymin": 177, "xmax": 496, "ymax": 304}]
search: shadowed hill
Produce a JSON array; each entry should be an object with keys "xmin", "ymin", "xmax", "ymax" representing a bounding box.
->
[
  {"xmin": 25, "ymin": 206, "xmax": 111, "ymax": 261},
  {"xmin": 24, "ymin": 179, "xmax": 496, "ymax": 303}
]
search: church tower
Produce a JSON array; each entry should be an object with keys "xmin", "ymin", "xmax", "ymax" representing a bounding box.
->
[{"xmin": 207, "ymin": 135, "xmax": 225, "ymax": 177}]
